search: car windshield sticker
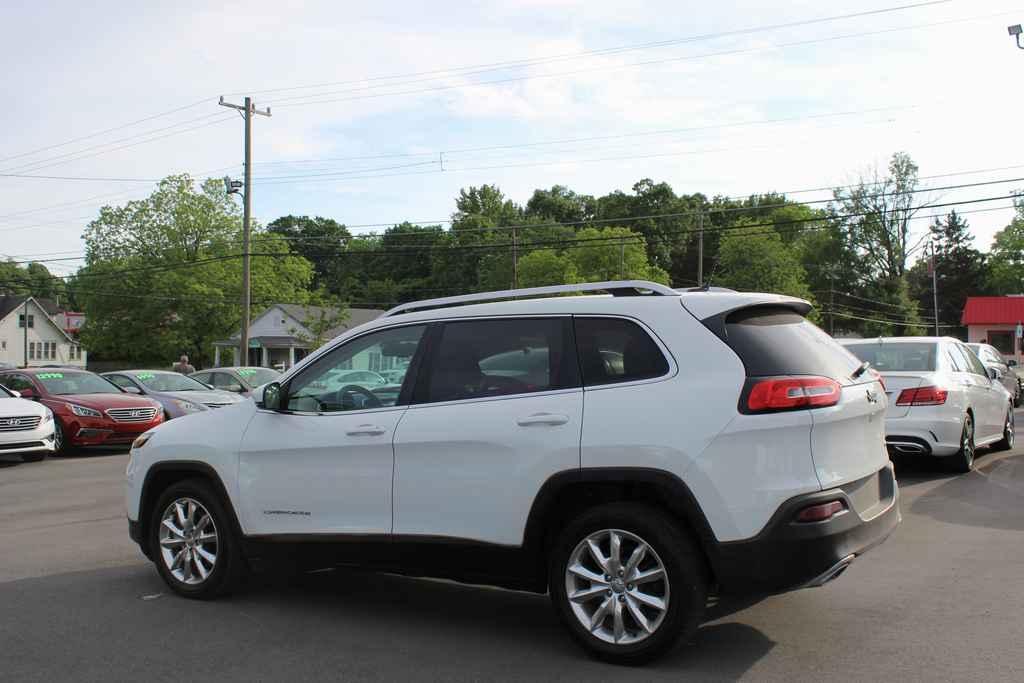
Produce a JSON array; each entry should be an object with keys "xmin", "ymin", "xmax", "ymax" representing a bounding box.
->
[
  {"xmin": 237, "ymin": 369, "xmax": 257, "ymax": 376},
  {"xmin": 37, "ymin": 372, "xmax": 63, "ymax": 379},
  {"xmin": 135, "ymin": 373, "xmax": 155, "ymax": 380}
]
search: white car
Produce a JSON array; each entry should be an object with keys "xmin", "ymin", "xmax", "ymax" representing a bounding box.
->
[
  {"xmin": 0, "ymin": 382, "xmax": 56, "ymax": 462},
  {"xmin": 126, "ymin": 280, "xmax": 899, "ymax": 664},
  {"xmin": 840, "ymin": 337, "xmax": 1014, "ymax": 472}
]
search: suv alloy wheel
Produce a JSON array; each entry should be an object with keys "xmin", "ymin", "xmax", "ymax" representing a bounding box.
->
[
  {"xmin": 149, "ymin": 478, "xmax": 245, "ymax": 599},
  {"xmin": 549, "ymin": 503, "xmax": 707, "ymax": 664}
]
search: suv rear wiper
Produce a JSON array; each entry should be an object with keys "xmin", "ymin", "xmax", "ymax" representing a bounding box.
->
[{"xmin": 851, "ymin": 361, "xmax": 870, "ymax": 380}]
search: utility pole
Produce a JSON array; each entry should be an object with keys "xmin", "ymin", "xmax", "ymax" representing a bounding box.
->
[
  {"xmin": 22, "ymin": 299, "xmax": 28, "ymax": 368},
  {"xmin": 219, "ymin": 96, "xmax": 271, "ymax": 365},
  {"xmin": 511, "ymin": 225, "xmax": 518, "ymax": 289},
  {"xmin": 829, "ymin": 281, "xmax": 835, "ymax": 336},
  {"xmin": 619, "ymin": 237, "xmax": 626, "ymax": 279},
  {"xmin": 696, "ymin": 212, "xmax": 704, "ymax": 287},
  {"xmin": 931, "ymin": 241, "xmax": 940, "ymax": 336}
]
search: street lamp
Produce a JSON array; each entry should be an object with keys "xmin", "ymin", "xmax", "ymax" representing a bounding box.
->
[{"xmin": 1010, "ymin": 24, "xmax": 1023, "ymax": 50}]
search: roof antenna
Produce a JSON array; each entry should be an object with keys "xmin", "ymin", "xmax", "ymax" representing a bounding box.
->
[{"xmin": 701, "ymin": 257, "xmax": 721, "ymax": 291}]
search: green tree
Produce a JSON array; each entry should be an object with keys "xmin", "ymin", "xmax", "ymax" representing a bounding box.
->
[
  {"xmin": 515, "ymin": 250, "xmax": 580, "ymax": 288},
  {"xmin": 988, "ymin": 195, "xmax": 1024, "ymax": 294},
  {"xmin": 568, "ymin": 227, "xmax": 669, "ymax": 283},
  {"xmin": 907, "ymin": 210, "xmax": 990, "ymax": 334},
  {"xmin": 715, "ymin": 227, "xmax": 814, "ymax": 302},
  {"xmin": 267, "ymin": 215, "xmax": 351, "ymax": 292},
  {"xmin": 78, "ymin": 176, "xmax": 315, "ymax": 367},
  {"xmin": 831, "ymin": 152, "xmax": 927, "ymax": 281}
]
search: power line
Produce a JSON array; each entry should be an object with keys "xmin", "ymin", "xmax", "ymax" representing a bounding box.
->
[
  {"xmin": 822, "ymin": 308, "xmax": 957, "ymax": 328},
  {"xmin": 239, "ymin": 1, "xmax": 949, "ymax": 101},
  {"xmin": 249, "ymin": 176, "xmax": 1024, "ymax": 244},
  {"xmin": 270, "ymin": 11, "xmax": 1002, "ymax": 109},
  {"xmin": 29, "ymin": 192, "xmax": 1014, "ymax": 284},
  {"xmin": 0, "ymin": 112, "xmax": 231, "ymax": 175},
  {"xmin": 0, "ymin": 98, "xmax": 212, "ymax": 166},
  {"xmin": 0, "ymin": 172, "xmax": 163, "ymax": 182}
]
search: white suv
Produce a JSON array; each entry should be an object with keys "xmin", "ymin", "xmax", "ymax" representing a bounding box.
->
[{"xmin": 126, "ymin": 281, "xmax": 900, "ymax": 663}]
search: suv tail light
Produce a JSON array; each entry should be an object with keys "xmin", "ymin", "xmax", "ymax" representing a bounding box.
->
[
  {"xmin": 795, "ymin": 499, "xmax": 847, "ymax": 523},
  {"xmin": 895, "ymin": 386, "xmax": 947, "ymax": 406},
  {"xmin": 746, "ymin": 376, "xmax": 841, "ymax": 413}
]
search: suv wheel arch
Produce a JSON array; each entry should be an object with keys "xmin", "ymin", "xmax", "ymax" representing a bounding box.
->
[
  {"xmin": 137, "ymin": 461, "xmax": 243, "ymax": 558},
  {"xmin": 522, "ymin": 468, "xmax": 719, "ymax": 589}
]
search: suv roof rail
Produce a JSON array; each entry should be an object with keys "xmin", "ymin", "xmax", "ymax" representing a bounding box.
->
[{"xmin": 384, "ymin": 280, "xmax": 678, "ymax": 317}]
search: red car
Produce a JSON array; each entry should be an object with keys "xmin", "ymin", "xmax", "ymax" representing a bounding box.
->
[{"xmin": 0, "ymin": 368, "xmax": 164, "ymax": 453}]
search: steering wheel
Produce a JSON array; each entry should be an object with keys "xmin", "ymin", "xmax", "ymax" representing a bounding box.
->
[{"xmin": 336, "ymin": 384, "xmax": 383, "ymax": 410}]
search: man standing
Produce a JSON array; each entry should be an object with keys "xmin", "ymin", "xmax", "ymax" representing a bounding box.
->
[{"xmin": 172, "ymin": 354, "xmax": 195, "ymax": 374}]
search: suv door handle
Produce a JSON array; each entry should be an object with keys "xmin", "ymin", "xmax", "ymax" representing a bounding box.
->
[
  {"xmin": 346, "ymin": 424, "xmax": 386, "ymax": 436},
  {"xmin": 516, "ymin": 413, "xmax": 570, "ymax": 427}
]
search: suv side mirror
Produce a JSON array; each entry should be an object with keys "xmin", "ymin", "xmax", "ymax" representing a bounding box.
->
[
  {"xmin": 18, "ymin": 387, "xmax": 36, "ymax": 400},
  {"xmin": 1008, "ymin": 359, "xmax": 1018, "ymax": 367},
  {"xmin": 988, "ymin": 366, "xmax": 1003, "ymax": 381},
  {"xmin": 258, "ymin": 382, "xmax": 283, "ymax": 411},
  {"xmin": 9, "ymin": 390, "xmax": 20, "ymax": 398},
  {"xmin": 122, "ymin": 385, "xmax": 142, "ymax": 394}
]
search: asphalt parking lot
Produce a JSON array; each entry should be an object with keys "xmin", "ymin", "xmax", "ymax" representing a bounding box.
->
[{"xmin": 3, "ymin": 429, "xmax": 1024, "ymax": 682}]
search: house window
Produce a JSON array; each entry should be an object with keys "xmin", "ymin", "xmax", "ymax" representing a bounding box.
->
[
  {"xmin": 18, "ymin": 314, "xmax": 34, "ymax": 329},
  {"xmin": 28, "ymin": 342, "xmax": 35, "ymax": 360}
]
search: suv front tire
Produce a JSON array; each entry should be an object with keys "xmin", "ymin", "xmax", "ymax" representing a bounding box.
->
[
  {"xmin": 548, "ymin": 502, "xmax": 708, "ymax": 664},
  {"xmin": 149, "ymin": 478, "xmax": 245, "ymax": 599}
]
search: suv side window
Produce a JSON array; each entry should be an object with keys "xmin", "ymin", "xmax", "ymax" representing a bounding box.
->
[
  {"xmin": 286, "ymin": 324, "xmax": 426, "ymax": 412},
  {"xmin": 574, "ymin": 317, "xmax": 669, "ymax": 386},
  {"xmin": 420, "ymin": 317, "xmax": 577, "ymax": 403}
]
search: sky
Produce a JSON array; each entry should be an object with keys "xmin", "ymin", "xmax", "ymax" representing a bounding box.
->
[{"xmin": 2, "ymin": 0, "xmax": 1023, "ymax": 278}]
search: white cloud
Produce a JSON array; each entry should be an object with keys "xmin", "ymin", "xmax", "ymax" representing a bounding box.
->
[{"xmin": 1, "ymin": 0, "xmax": 1022, "ymax": 265}]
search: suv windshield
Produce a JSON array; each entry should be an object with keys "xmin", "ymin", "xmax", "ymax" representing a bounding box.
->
[
  {"xmin": 843, "ymin": 342, "xmax": 937, "ymax": 372},
  {"xmin": 236, "ymin": 368, "xmax": 280, "ymax": 386},
  {"xmin": 134, "ymin": 372, "xmax": 209, "ymax": 392},
  {"xmin": 35, "ymin": 371, "xmax": 122, "ymax": 395}
]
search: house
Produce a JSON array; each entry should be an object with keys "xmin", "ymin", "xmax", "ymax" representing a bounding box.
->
[
  {"xmin": 0, "ymin": 295, "xmax": 87, "ymax": 368},
  {"xmin": 212, "ymin": 304, "xmax": 383, "ymax": 369},
  {"xmin": 961, "ymin": 296, "xmax": 1024, "ymax": 363}
]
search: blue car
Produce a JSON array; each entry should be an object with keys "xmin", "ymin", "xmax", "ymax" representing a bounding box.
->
[{"xmin": 102, "ymin": 370, "xmax": 245, "ymax": 419}]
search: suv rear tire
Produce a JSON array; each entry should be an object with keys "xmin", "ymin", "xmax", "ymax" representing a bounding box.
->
[
  {"xmin": 548, "ymin": 502, "xmax": 707, "ymax": 664},
  {"xmin": 149, "ymin": 478, "xmax": 246, "ymax": 599}
]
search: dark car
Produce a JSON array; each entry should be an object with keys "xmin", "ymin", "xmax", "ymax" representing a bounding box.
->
[
  {"xmin": 102, "ymin": 370, "xmax": 245, "ymax": 419},
  {"xmin": 0, "ymin": 368, "xmax": 163, "ymax": 454},
  {"xmin": 189, "ymin": 366, "xmax": 281, "ymax": 397}
]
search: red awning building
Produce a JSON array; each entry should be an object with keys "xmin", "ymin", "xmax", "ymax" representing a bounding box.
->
[{"xmin": 961, "ymin": 296, "xmax": 1024, "ymax": 362}]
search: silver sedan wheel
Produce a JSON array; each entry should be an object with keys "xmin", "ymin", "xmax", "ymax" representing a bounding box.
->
[
  {"xmin": 564, "ymin": 528, "xmax": 670, "ymax": 645},
  {"xmin": 158, "ymin": 497, "xmax": 218, "ymax": 585}
]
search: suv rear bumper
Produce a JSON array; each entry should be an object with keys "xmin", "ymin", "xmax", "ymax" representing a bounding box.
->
[{"xmin": 710, "ymin": 463, "xmax": 900, "ymax": 595}]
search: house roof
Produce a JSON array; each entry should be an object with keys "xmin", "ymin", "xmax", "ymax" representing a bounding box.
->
[
  {"xmin": 218, "ymin": 305, "xmax": 384, "ymax": 346},
  {"xmin": 0, "ymin": 295, "xmax": 76, "ymax": 344},
  {"xmin": 0, "ymin": 295, "xmax": 62, "ymax": 321},
  {"xmin": 961, "ymin": 296, "xmax": 1024, "ymax": 325},
  {"xmin": 276, "ymin": 304, "xmax": 382, "ymax": 336}
]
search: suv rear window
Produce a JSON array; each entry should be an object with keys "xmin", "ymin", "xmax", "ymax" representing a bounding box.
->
[
  {"xmin": 721, "ymin": 307, "xmax": 860, "ymax": 379},
  {"xmin": 574, "ymin": 317, "xmax": 669, "ymax": 386},
  {"xmin": 843, "ymin": 342, "xmax": 936, "ymax": 372}
]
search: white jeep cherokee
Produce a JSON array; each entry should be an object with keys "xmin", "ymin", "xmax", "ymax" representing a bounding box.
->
[{"xmin": 126, "ymin": 281, "xmax": 900, "ymax": 663}]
